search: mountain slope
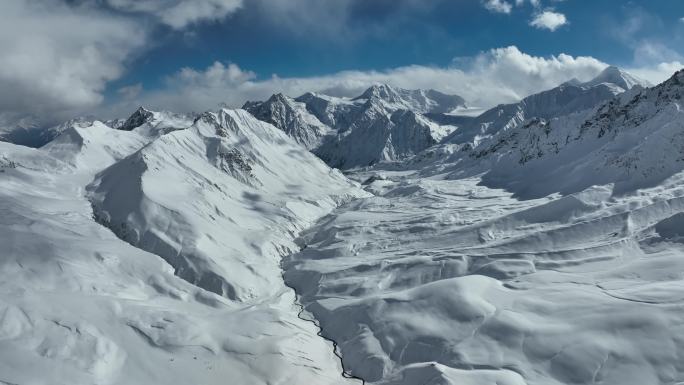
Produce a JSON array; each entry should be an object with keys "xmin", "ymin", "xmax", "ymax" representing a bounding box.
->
[
  {"xmin": 0, "ymin": 107, "xmax": 366, "ymax": 385},
  {"xmin": 352, "ymin": 84, "xmax": 466, "ymax": 114},
  {"xmin": 441, "ymin": 66, "xmax": 649, "ymax": 146},
  {"xmin": 282, "ymin": 70, "xmax": 684, "ymax": 385},
  {"xmin": 444, "ymin": 69, "xmax": 684, "ymax": 199},
  {"xmin": 244, "ymin": 84, "xmax": 465, "ymax": 168},
  {"xmin": 88, "ymin": 108, "xmax": 365, "ymax": 301},
  {"xmin": 242, "ymin": 93, "xmax": 332, "ymax": 149}
]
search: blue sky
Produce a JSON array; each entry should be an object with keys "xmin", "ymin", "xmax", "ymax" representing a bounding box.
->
[
  {"xmin": 119, "ymin": 0, "xmax": 684, "ymax": 84},
  {"xmin": 1, "ymin": 0, "xmax": 683, "ymax": 122}
]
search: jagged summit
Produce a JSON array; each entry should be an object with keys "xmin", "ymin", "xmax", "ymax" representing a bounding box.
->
[
  {"xmin": 442, "ymin": 66, "xmax": 650, "ymax": 146},
  {"xmin": 240, "ymin": 92, "xmax": 332, "ymax": 150},
  {"xmin": 119, "ymin": 106, "xmax": 155, "ymax": 131},
  {"xmin": 581, "ymin": 65, "xmax": 651, "ymax": 90},
  {"xmin": 353, "ymin": 83, "xmax": 401, "ymax": 102},
  {"xmin": 353, "ymin": 84, "xmax": 466, "ymax": 114},
  {"xmin": 244, "ymin": 85, "xmax": 461, "ymax": 168}
]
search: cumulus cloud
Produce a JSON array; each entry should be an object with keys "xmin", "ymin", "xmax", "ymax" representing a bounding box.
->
[
  {"xmin": 0, "ymin": 0, "xmax": 246, "ymax": 125},
  {"xmin": 0, "ymin": 0, "xmax": 146, "ymax": 121},
  {"xmin": 118, "ymin": 84, "xmax": 144, "ymax": 100},
  {"xmin": 628, "ymin": 61, "xmax": 684, "ymax": 85},
  {"xmin": 515, "ymin": 0, "xmax": 541, "ymax": 7},
  {"xmin": 104, "ymin": 0, "xmax": 243, "ymax": 29},
  {"xmin": 484, "ymin": 1, "xmax": 568, "ymax": 32},
  {"xmin": 115, "ymin": 46, "xmax": 610, "ymax": 116},
  {"xmin": 483, "ymin": 0, "xmax": 512, "ymax": 14},
  {"xmin": 173, "ymin": 62, "xmax": 257, "ymax": 87},
  {"xmin": 530, "ymin": 10, "xmax": 568, "ymax": 31}
]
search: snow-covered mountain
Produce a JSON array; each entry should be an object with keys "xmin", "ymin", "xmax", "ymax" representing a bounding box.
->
[
  {"xmin": 242, "ymin": 93, "xmax": 333, "ymax": 149},
  {"xmin": 244, "ymin": 84, "xmax": 465, "ymax": 168},
  {"xmin": 3, "ymin": 67, "xmax": 684, "ymax": 385},
  {"xmin": 0, "ymin": 106, "xmax": 366, "ymax": 385},
  {"xmin": 245, "ymin": 70, "xmax": 646, "ymax": 170},
  {"xmin": 440, "ymin": 66, "xmax": 650, "ymax": 145},
  {"xmin": 416, "ymin": 69, "xmax": 683, "ymax": 199},
  {"xmin": 351, "ymin": 84, "xmax": 466, "ymax": 114},
  {"xmin": 89, "ymin": 108, "xmax": 365, "ymax": 300},
  {"xmin": 414, "ymin": 68, "xmax": 681, "ymax": 195},
  {"xmin": 0, "ymin": 114, "xmax": 52, "ymax": 148},
  {"xmin": 579, "ymin": 65, "xmax": 649, "ymax": 90},
  {"xmin": 283, "ymin": 70, "xmax": 684, "ymax": 385}
]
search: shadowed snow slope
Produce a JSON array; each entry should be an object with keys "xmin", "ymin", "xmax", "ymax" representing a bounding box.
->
[{"xmin": 0, "ymin": 107, "xmax": 366, "ymax": 385}]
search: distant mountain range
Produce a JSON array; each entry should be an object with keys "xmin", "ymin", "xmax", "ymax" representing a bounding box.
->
[
  {"xmin": 243, "ymin": 66, "xmax": 650, "ymax": 169},
  {"xmin": 243, "ymin": 84, "xmax": 466, "ymax": 168}
]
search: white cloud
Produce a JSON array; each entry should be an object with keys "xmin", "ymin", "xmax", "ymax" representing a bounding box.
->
[
  {"xmin": 173, "ymin": 62, "xmax": 256, "ymax": 87},
  {"xmin": 530, "ymin": 10, "xmax": 568, "ymax": 31},
  {"xmin": 483, "ymin": 0, "xmax": 512, "ymax": 14},
  {"xmin": 632, "ymin": 41, "xmax": 684, "ymax": 65},
  {"xmin": 118, "ymin": 84, "xmax": 144, "ymax": 100},
  {"xmin": 628, "ymin": 61, "xmax": 684, "ymax": 85},
  {"xmin": 116, "ymin": 46, "xmax": 609, "ymax": 116},
  {"xmin": 0, "ymin": 0, "xmax": 146, "ymax": 121},
  {"xmin": 104, "ymin": 0, "xmax": 243, "ymax": 29},
  {"xmin": 516, "ymin": 0, "xmax": 541, "ymax": 7},
  {"xmin": 0, "ymin": 0, "xmax": 246, "ymax": 125}
]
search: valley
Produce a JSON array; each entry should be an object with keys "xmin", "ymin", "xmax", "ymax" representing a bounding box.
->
[{"xmin": 1, "ymin": 67, "xmax": 684, "ymax": 385}]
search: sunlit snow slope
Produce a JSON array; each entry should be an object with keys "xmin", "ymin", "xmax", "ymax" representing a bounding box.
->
[
  {"xmin": 283, "ymin": 71, "xmax": 684, "ymax": 385},
  {"xmin": 0, "ymin": 108, "xmax": 366, "ymax": 385}
]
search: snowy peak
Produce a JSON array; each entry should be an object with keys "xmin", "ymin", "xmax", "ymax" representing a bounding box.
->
[
  {"xmin": 442, "ymin": 66, "xmax": 650, "ymax": 146},
  {"xmin": 119, "ymin": 106, "xmax": 155, "ymax": 131},
  {"xmin": 582, "ymin": 66, "xmax": 651, "ymax": 91},
  {"xmin": 440, "ymin": 68, "xmax": 684, "ymax": 198},
  {"xmin": 246, "ymin": 88, "xmax": 463, "ymax": 168},
  {"xmin": 115, "ymin": 106, "xmax": 195, "ymax": 137},
  {"xmin": 580, "ymin": 68, "xmax": 683, "ymax": 138},
  {"xmin": 242, "ymin": 93, "xmax": 332, "ymax": 149},
  {"xmin": 244, "ymin": 85, "xmax": 466, "ymax": 168},
  {"xmin": 353, "ymin": 84, "xmax": 402, "ymax": 102},
  {"xmin": 88, "ymin": 106, "xmax": 364, "ymax": 301},
  {"xmin": 353, "ymin": 84, "xmax": 466, "ymax": 114}
]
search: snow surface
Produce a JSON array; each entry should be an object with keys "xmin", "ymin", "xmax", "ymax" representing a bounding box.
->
[
  {"xmin": 279, "ymin": 69, "xmax": 684, "ymax": 385},
  {"xmin": 2, "ymin": 68, "xmax": 684, "ymax": 385},
  {"xmin": 0, "ymin": 107, "xmax": 366, "ymax": 385},
  {"xmin": 285, "ymin": 171, "xmax": 684, "ymax": 384}
]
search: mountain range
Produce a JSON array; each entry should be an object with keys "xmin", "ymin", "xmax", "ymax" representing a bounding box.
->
[
  {"xmin": 243, "ymin": 84, "xmax": 466, "ymax": 168},
  {"xmin": 2, "ymin": 65, "xmax": 684, "ymax": 385}
]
